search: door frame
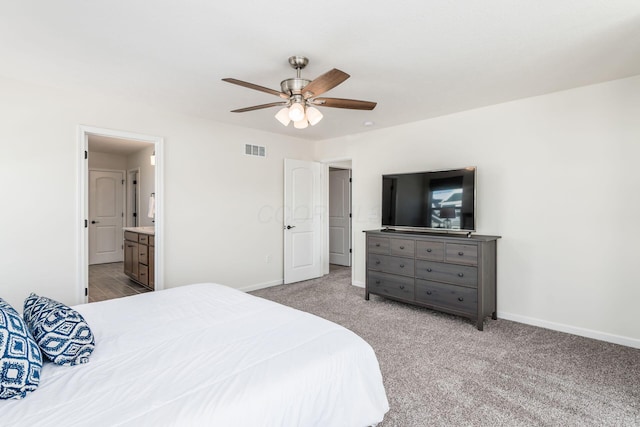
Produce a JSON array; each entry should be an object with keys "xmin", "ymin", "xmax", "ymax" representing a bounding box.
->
[
  {"xmin": 126, "ymin": 168, "xmax": 140, "ymax": 227},
  {"xmin": 328, "ymin": 167, "xmax": 352, "ymax": 267},
  {"xmin": 88, "ymin": 168, "xmax": 126, "ymax": 264},
  {"xmin": 320, "ymin": 157, "xmax": 354, "ymax": 285},
  {"xmin": 77, "ymin": 125, "xmax": 164, "ymax": 304}
]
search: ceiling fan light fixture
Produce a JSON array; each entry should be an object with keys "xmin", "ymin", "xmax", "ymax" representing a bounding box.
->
[
  {"xmin": 275, "ymin": 107, "xmax": 291, "ymax": 126},
  {"xmin": 223, "ymin": 56, "xmax": 377, "ymax": 131},
  {"xmin": 288, "ymin": 102, "xmax": 305, "ymax": 122},
  {"xmin": 306, "ymin": 106, "xmax": 323, "ymax": 126},
  {"xmin": 293, "ymin": 119, "xmax": 309, "ymax": 129}
]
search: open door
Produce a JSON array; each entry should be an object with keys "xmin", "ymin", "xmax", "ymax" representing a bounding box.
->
[
  {"xmin": 329, "ymin": 168, "xmax": 351, "ymax": 266},
  {"xmin": 284, "ymin": 159, "xmax": 322, "ymax": 284}
]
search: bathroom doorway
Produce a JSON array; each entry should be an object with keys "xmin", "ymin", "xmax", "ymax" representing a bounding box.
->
[{"xmin": 78, "ymin": 126, "xmax": 163, "ymax": 303}]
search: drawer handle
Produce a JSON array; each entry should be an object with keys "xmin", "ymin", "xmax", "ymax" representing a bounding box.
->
[
  {"xmin": 426, "ymin": 291, "xmax": 432, "ymax": 295},
  {"xmin": 458, "ymin": 297, "xmax": 464, "ymax": 302},
  {"xmin": 376, "ymin": 243, "xmax": 380, "ymax": 247},
  {"xmin": 375, "ymin": 280, "xmax": 381, "ymax": 284},
  {"xmin": 458, "ymin": 251, "xmax": 464, "ymax": 256},
  {"xmin": 426, "ymin": 268, "xmax": 432, "ymax": 272},
  {"xmin": 426, "ymin": 248, "xmax": 432, "ymax": 253},
  {"xmin": 458, "ymin": 273, "xmax": 464, "ymax": 277},
  {"xmin": 399, "ymin": 264, "xmax": 405, "ymax": 268},
  {"xmin": 399, "ymin": 245, "xmax": 405, "ymax": 249},
  {"xmin": 375, "ymin": 260, "xmax": 381, "ymax": 265},
  {"xmin": 399, "ymin": 285, "xmax": 405, "ymax": 290}
]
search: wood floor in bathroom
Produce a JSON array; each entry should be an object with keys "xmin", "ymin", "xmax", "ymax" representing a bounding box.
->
[{"xmin": 89, "ymin": 262, "xmax": 151, "ymax": 303}]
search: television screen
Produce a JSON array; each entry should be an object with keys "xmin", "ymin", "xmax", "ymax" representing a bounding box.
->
[{"xmin": 381, "ymin": 167, "xmax": 476, "ymax": 231}]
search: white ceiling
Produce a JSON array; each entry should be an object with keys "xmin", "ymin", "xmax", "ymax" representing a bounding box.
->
[{"xmin": 2, "ymin": 1, "xmax": 639, "ymax": 141}]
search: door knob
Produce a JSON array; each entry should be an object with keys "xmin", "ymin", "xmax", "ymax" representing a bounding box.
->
[
  {"xmin": 91, "ymin": 220, "xmax": 99, "ymax": 224},
  {"xmin": 285, "ymin": 225, "xmax": 296, "ymax": 230}
]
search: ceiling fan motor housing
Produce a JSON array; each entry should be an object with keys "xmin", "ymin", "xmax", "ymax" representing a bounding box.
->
[
  {"xmin": 280, "ymin": 78, "xmax": 311, "ymax": 96},
  {"xmin": 282, "ymin": 55, "xmax": 312, "ymax": 97}
]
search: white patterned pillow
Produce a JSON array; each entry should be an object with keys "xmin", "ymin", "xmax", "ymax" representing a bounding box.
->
[
  {"xmin": 23, "ymin": 294, "xmax": 95, "ymax": 366},
  {"xmin": 0, "ymin": 298, "xmax": 42, "ymax": 399}
]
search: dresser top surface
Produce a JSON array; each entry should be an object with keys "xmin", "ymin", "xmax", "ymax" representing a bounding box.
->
[{"xmin": 365, "ymin": 229, "xmax": 500, "ymax": 242}]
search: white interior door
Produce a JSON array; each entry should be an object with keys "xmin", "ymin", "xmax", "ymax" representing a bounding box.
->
[
  {"xmin": 329, "ymin": 168, "xmax": 351, "ymax": 266},
  {"xmin": 89, "ymin": 170, "xmax": 124, "ymax": 265},
  {"xmin": 284, "ymin": 159, "xmax": 322, "ymax": 284}
]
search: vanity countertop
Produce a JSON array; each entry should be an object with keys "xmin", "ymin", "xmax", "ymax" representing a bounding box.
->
[{"xmin": 123, "ymin": 226, "xmax": 155, "ymax": 235}]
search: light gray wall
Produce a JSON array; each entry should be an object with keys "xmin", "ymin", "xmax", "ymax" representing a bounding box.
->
[
  {"xmin": 1, "ymin": 71, "xmax": 638, "ymax": 348},
  {"xmin": 0, "ymin": 75, "xmax": 313, "ymax": 311},
  {"xmin": 88, "ymin": 151, "xmax": 127, "ymax": 170},
  {"xmin": 315, "ymin": 75, "xmax": 640, "ymax": 347},
  {"xmin": 126, "ymin": 145, "xmax": 155, "ymax": 227}
]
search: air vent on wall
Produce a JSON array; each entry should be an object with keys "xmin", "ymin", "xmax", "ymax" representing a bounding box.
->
[{"xmin": 245, "ymin": 144, "xmax": 266, "ymax": 158}]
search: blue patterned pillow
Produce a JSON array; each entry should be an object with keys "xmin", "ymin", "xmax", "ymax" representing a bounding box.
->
[
  {"xmin": 23, "ymin": 294, "xmax": 95, "ymax": 366},
  {"xmin": 0, "ymin": 298, "xmax": 42, "ymax": 400}
]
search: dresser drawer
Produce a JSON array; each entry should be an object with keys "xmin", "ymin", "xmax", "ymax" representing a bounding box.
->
[
  {"xmin": 124, "ymin": 231, "xmax": 138, "ymax": 242},
  {"xmin": 368, "ymin": 271, "xmax": 414, "ymax": 301},
  {"xmin": 138, "ymin": 244, "xmax": 148, "ymax": 265},
  {"xmin": 368, "ymin": 237, "xmax": 390, "ymax": 254},
  {"xmin": 415, "ymin": 260, "xmax": 477, "ymax": 287},
  {"xmin": 149, "ymin": 235, "xmax": 155, "ymax": 246},
  {"xmin": 415, "ymin": 279, "xmax": 477, "ymax": 315},
  {"xmin": 445, "ymin": 243, "xmax": 478, "ymax": 265},
  {"xmin": 416, "ymin": 240, "xmax": 444, "ymax": 261},
  {"xmin": 138, "ymin": 234, "xmax": 149, "ymax": 244},
  {"xmin": 368, "ymin": 254, "xmax": 414, "ymax": 276},
  {"xmin": 390, "ymin": 238, "xmax": 415, "ymax": 257},
  {"xmin": 137, "ymin": 264, "xmax": 149, "ymax": 286}
]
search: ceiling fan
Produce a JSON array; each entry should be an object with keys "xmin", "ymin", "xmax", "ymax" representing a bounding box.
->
[{"xmin": 222, "ymin": 56, "xmax": 377, "ymax": 129}]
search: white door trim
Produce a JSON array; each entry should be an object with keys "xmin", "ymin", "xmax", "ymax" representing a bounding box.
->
[
  {"xmin": 127, "ymin": 168, "xmax": 141, "ymax": 227},
  {"xmin": 77, "ymin": 125, "xmax": 164, "ymax": 304},
  {"xmin": 328, "ymin": 168, "xmax": 352, "ymax": 266},
  {"xmin": 320, "ymin": 157, "xmax": 354, "ymax": 284}
]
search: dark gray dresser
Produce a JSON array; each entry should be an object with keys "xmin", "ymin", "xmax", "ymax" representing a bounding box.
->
[{"xmin": 365, "ymin": 230, "xmax": 500, "ymax": 330}]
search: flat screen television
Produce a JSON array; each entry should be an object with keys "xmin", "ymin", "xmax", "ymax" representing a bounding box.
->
[{"xmin": 381, "ymin": 167, "xmax": 476, "ymax": 232}]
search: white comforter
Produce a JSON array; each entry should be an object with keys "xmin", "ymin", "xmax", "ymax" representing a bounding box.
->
[{"xmin": 2, "ymin": 283, "xmax": 389, "ymax": 426}]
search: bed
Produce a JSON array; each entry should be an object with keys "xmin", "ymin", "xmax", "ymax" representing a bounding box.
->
[{"xmin": 1, "ymin": 283, "xmax": 389, "ymax": 426}]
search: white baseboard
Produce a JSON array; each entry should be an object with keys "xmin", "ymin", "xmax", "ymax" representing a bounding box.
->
[
  {"xmin": 352, "ymin": 280, "xmax": 365, "ymax": 288},
  {"xmin": 498, "ymin": 311, "xmax": 640, "ymax": 349},
  {"xmin": 239, "ymin": 279, "xmax": 283, "ymax": 293},
  {"xmin": 241, "ymin": 280, "xmax": 639, "ymax": 348}
]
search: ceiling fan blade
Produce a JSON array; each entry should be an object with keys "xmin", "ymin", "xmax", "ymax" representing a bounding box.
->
[
  {"xmin": 302, "ymin": 69, "xmax": 350, "ymax": 98},
  {"xmin": 222, "ymin": 78, "xmax": 289, "ymax": 99},
  {"xmin": 313, "ymin": 97, "xmax": 377, "ymax": 110},
  {"xmin": 231, "ymin": 102, "xmax": 287, "ymax": 113}
]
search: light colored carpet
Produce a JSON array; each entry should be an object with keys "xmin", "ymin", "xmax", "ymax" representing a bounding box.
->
[{"xmin": 251, "ymin": 265, "xmax": 640, "ymax": 426}]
